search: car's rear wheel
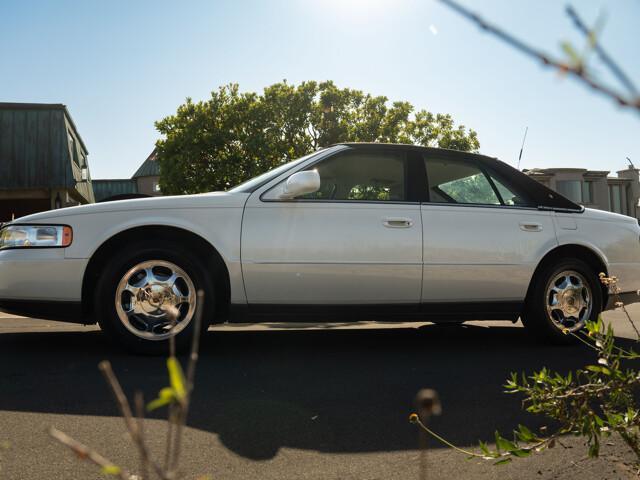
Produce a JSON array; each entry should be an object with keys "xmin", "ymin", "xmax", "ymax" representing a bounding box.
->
[
  {"xmin": 521, "ymin": 258, "xmax": 602, "ymax": 343},
  {"xmin": 95, "ymin": 241, "xmax": 214, "ymax": 355}
]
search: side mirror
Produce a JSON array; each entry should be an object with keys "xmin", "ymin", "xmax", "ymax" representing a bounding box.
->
[{"xmin": 279, "ymin": 170, "xmax": 320, "ymax": 199}]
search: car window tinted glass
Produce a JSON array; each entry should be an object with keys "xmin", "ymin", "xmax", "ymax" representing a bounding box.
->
[
  {"xmin": 425, "ymin": 158, "xmax": 499, "ymax": 205},
  {"xmin": 301, "ymin": 151, "xmax": 406, "ymax": 201},
  {"xmin": 490, "ymin": 176, "xmax": 531, "ymax": 206}
]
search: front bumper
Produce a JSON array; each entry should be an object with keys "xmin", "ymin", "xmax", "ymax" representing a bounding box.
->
[{"xmin": 0, "ymin": 248, "xmax": 87, "ymax": 321}]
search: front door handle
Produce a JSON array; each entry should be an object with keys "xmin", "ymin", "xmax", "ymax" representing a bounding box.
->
[
  {"xmin": 519, "ymin": 222, "xmax": 543, "ymax": 232},
  {"xmin": 383, "ymin": 217, "xmax": 414, "ymax": 228}
]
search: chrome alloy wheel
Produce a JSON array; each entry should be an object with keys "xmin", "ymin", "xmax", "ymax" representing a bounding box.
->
[
  {"xmin": 115, "ymin": 260, "xmax": 196, "ymax": 341},
  {"xmin": 545, "ymin": 270, "xmax": 592, "ymax": 333}
]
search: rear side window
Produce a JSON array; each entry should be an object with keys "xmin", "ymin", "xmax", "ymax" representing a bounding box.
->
[{"xmin": 424, "ymin": 158, "xmax": 532, "ymax": 206}]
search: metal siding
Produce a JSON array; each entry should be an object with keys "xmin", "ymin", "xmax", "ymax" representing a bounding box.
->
[
  {"xmin": 0, "ymin": 107, "xmax": 72, "ymax": 189},
  {"xmin": 54, "ymin": 111, "xmax": 68, "ymax": 189},
  {"xmin": 0, "ymin": 111, "xmax": 14, "ymax": 184},
  {"xmin": 36, "ymin": 109, "xmax": 53, "ymax": 188},
  {"xmin": 24, "ymin": 109, "xmax": 38, "ymax": 186},
  {"xmin": 13, "ymin": 110, "xmax": 26, "ymax": 187},
  {"xmin": 92, "ymin": 180, "xmax": 138, "ymax": 201}
]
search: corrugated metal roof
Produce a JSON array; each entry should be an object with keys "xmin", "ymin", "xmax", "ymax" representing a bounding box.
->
[
  {"xmin": 92, "ymin": 179, "xmax": 138, "ymax": 202},
  {"xmin": 132, "ymin": 149, "xmax": 160, "ymax": 178}
]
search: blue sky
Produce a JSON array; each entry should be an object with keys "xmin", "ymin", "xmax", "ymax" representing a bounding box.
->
[{"xmin": 1, "ymin": 0, "xmax": 638, "ymax": 180}]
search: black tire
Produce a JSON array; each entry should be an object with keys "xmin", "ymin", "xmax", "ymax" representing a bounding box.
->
[
  {"xmin": 521, "ymin": 258, "xmax": 602, "ymax": 344},
  {"xmin": 95, "ymin": 240, "xmax": 215, "ymax": 355}
]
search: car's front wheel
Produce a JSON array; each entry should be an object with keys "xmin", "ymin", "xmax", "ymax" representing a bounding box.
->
[
  {"xmin": 95, "ymin": 241, "xmax": 214, "ymax": 355},
  {"xmin": 521, "ymin": 258, "xmax": 602, "ymax": 343}
]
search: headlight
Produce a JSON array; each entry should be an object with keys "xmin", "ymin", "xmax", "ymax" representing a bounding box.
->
[{"xmin": 0, "ymin": 225, "xmax": 73, "ymax": 250}]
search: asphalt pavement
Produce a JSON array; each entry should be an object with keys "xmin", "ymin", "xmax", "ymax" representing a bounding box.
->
[{"xmin": 1, "ymin": 309, "xmax": 640, "ymax": 479}]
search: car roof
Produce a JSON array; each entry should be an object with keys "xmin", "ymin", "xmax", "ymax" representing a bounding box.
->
[{"xmin": 335, "ymin": 142, "xmax": 495, "ymax": 159}]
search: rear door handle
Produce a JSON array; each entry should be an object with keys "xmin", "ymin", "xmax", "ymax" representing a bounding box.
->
[
  {"xmin": 519, "ymin": 222, "xmax": 543, "ymax": 232},
  {"xmin": 383, "ymin": 217, "xmax": 414, "ymax": 228}
]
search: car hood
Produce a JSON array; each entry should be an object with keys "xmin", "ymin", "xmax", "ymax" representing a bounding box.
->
[{"xmin": 7, "ymin": 191, "xmax": 250, "ymax": 224}]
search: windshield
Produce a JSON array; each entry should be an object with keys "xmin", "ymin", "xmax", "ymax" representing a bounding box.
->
[{"xmin": 228, "ymin": 148, "xmax": 334, "ymax": 193}]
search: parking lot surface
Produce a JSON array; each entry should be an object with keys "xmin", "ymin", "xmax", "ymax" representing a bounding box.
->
[{"xmin": 1, "ymin": 308, "xmax": 640, "ymax": 479}]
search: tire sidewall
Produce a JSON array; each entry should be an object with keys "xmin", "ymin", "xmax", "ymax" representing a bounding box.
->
[{"xmin": 95, "ymin": 241, "xmax": 214, "ymax": 355}]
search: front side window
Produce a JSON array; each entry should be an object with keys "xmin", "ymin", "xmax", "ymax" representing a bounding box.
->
[{"xmin": 301, "ymin": 150, "xmax": 406, "ymax": 201}]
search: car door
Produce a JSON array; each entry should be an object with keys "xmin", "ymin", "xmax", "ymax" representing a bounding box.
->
[
  {"xmin": 420, "ymin": 153, "xmax": 558, "ymax": 307},
  {"xmin": 241, "ymin": 147, "xmax": 423, "ymax": 306}
]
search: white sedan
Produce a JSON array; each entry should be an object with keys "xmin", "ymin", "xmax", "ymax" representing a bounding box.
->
[{"xmin": 1, "ymin": 143, "xmax": 639, "ymax": 354}]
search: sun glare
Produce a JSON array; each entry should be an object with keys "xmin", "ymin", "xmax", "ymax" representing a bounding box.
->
[{"xmin": 312, "ymin": 0, "xmax": 407, "ymax": 24}]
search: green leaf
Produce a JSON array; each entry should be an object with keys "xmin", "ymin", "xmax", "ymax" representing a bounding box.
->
[
  {"xmin": 147, "ymin": 387, "xmax": 177, "ymax": 412},
  {"xmin": 479, "ymin": 441, "xmax": 491, "ymax": 457},
  {"xmin": 593, "ymin": 416, "xmax": 604, "ymax": 428},
  {"xmin": 516, "ymin": 424, "xmax": 536, "ymax": 443},
  {"xmin": 495, "ymin": 431, "xmax": 517, "ymax": 453},
  {"xmin": 510, "ymin": 448, "xmax": 531, "ymax": 458},
  {"xmin": 560, "ymin": 41, "xmax": 581, "ymax": 65},
  {"xmin": 493, "ymin": 457, "xmax": 512, "ymax": 466},
  {"xmin": 167, "ymin": 357, "xmax": 187, "ymax": 401},
  {"xmin": 101, "ymin": 465, "xmax": 122, "ymax": 476}
]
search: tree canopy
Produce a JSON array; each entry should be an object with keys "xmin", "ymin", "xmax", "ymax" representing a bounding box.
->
[{"xmin": 155, "ymin": 81, "xmax": 480, "ymax": 194}]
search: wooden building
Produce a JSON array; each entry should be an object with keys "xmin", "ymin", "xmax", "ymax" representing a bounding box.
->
[{"xmin": 0, "ymin": 103, "xmax": 94, "ymax": 221}]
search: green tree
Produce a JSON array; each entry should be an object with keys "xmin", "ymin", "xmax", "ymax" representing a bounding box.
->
[{"xmin": 155, "ymin": 80, "xmax": 480, "ymax": 194}]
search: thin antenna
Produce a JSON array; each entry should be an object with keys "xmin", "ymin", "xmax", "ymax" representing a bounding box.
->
[
  {"xmin": 517, "ymin": 126, "xmax": 528, "ymax": 170},
  {"xmin": 627, "ymin": 156, "xmax": 635, "ymax": 168}
]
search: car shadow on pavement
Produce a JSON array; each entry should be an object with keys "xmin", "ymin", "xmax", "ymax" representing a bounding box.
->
[{"xmin": 0, "ymin": 323, "xmax": 631, "ymax": 460}]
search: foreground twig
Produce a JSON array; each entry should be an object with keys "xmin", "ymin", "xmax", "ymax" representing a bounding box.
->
[
  {"xmin": 48, "ymin": 427, "xmax": 132, "ymax": 480},
  {"xmin": 599, "ymin": 273, "xmax": 640, "ymax": 340},
  {"xmin": 134, "ymin": 391, "xmax": 149, "ymax": 480},
  {"xmin": 438, "ymin": 0, "xmax": 640, "ymax": 113},
  {"xmin": 169, "ymin": 290, "xmax": 205, "ymax": 474},
  {"xmin": 411, "ymin": 274, "xmax": 640, "ymax": 467},
  {"xmin": 99, "ymin": 361, "xmax": 166, "ymax": 479},
  {"xmin": 565, "ymin": 5, "xmax": 638, "ymax": 97},
  {"xmin": 165, "ymin": 307, "xmax": 179, "ymax": 473},
  {"xmin": 50, "ymin": 291, "xmax": 207, "ymax": 479}
]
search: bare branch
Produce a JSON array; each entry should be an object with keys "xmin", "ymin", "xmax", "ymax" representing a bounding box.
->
[
  {"xmin": 134, "ymin": 391, "xmax": 149, "ymax": 480},
  {"xmin": 48, "ymin": 427, "xmax": 132, "ymax": 480},
  {"xmin": 164, "ymin": 407, "xmax": 177, "ymax": 473},
  {"xmin": 99, "ymin": 361, "xmax": 136, "ymax": 429},
  {"xmin": 169, "ymin": 290, "xmax": 205, "ymax": 474},
  {"xmin": 438, "ymin": 0, "xmax": 640, "ymax": 113},
  {"xmin": 565, "ymin": 5, "xmax": 638, "ymax": 97},
  {"xmin": 99, "ymin": 361, "xmax": 167, "ymax": 480},
  {"xmin": 165, "ymin": 307, "xmax": 179, "ymax": 472}
]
